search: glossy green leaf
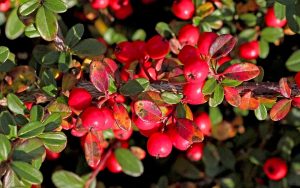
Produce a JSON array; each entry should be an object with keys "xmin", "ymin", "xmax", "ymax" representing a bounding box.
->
[
  {"xmin": 65, "ymin": 24, "xmax": 84, "ymax": 48},
  {"xmin": 43, "ymin": 113, "xmax": 62, "ymax": 132},
  {"xmin": 25, "ymin": 24, "xmax": 41, "ymax": 38},
  {"xmin": 254, "ymin": 104, "xmax": 268, "ymax": 121},
  {"xmin": 209, "ymin": 107, "xmax": 223, "ymax": 125},
  {"xmin": 239, "ymin": 13, "xmax": 257, "ymax": 27},
  {"xmin": 120, "ymin": 78, "xmax": 149, "ymax": 96},
  {"xmin": 115, "ymin": 148, "xmax": 144, "ymax": 177},
  {"xmin": 238, "ymin": 29, "xmax": 257, "ymax": 41},
  {"xmin": 38, "ymin": 132, "xmax": 67, "ymax": 153},
  {"xmin": 7, "ymin": 93, "xmax": 26, "ymax": 115},
  {"xmin": 13, "ymin": 138, "xmax": 45, "ymax": 162},
  {"xmin": 41, "ymin": 51, "xmax": 60, "ymax": 65},
  {"xmin": 221, "ymin": 78, "xmax": 242, "ymax": 87},
  {"xmin": 259, "ymin": 39, "xmax": 269, "ymax": 59},
  {"xmin": 52, "ymin": 170, "xmax": 85, "ymax": 188},
  {"xmin": 132, "ymin": 29, "xmax": 147, "ymax": 41},
  {"xmin": 30, "ymin": 105, "xmax": 44, "ymax": 121},
  {"xmin": 274, "ymin": 1, "xmax": 286, "ymax": 20},
  {"xmin": 0, "ymin": 111, "xmax": 17, "ymax": 138},
  {"xmin": 161, "ymin": 92, "xmax": 183, "ymax": 104},
  {"xmin": 11, "ymin": 161, "xmax": 43, "ymax": 184},
  {"xmin": 0, "ymin": 134, "xmax": 11, "ymax": 162},
  {"xmin": 36, "ymin": 6, "xmax": 58, "ymax": 41},
  {"xmin": 286, "ymin": 50, "xmax": 300, "ymax": 72},
  {"xmin": 5, "ymin": 8, "xmax": 25, "ymax": 40},
  {"xmin": 3, "ymin": 169, "xmax": 25, "ymax": 188},
  {"xmin": 209, "ymin": 84, "xmax": 224, "ymax": 107},
  {"xmin": 18, "ymin": 121, "xmax": 45, "ymax": 139},
  {"xmin": 58, "ymin": 52, "xmax": 72, "ymax": 72},
  {"xmin": 155, "ymin": 22, "xmax": 175, "ymax": 38},
  {"xmin": 0, "ymin": 46, "xmax": 9, "ymax": 63},
  {"xmin": 44, "ymin": 0, "xmax": 68, "ymax": 13},
  {"xmin": 41, "ymin": 70, "xmax": 57, "ymax": 97},
  {"xmin": 72, "ymin": 38, "xmax": 107, "ymax": 57},
  {"xmin": 18, "ymin": 0, "xmax": 40, "ymax": 16},
  {"xmin": 202, "ymin": 78, "xmax": 218, "ymax": 95},
  {"xmin": 48, "ymin": 100, "xmax": 71, "ymax": 119},
  {"xmin": 261, "ymin": 27, "xmax": 284, "ymax": 43}
]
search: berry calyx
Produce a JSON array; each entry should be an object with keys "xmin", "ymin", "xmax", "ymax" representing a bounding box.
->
[
  {"xmin": 172, "ymin": 0, "xmax": 195, "ymax": 20},
  {"xmin": 184, "ymin": 57, "xmax": 209, "ymax": 83},
  {"xmin": 106, "ymin": 153, "xmax": 122, "ymax": 173},
  {"xmin": 263, "ymin": 157, "xmax": 288, "ymax": 181},
  {"xmin": 186, "ymin": 143, "xmax": 204, "ymax": 161},
  {"xmin": 68, "ymin": 88, "xmax": 92, "ymax": 111},
  {"xmin": 178, "ymin": 24, "xmax": 200, "ymax": 46},
  {"xmin": 147, "ymin": 132, "xmax": 172, "ymax": 158},
  {"xmin": 265, "ymin": 7, "xmax": 287, "ymax": 28},
  {"xmin": 146, "ymin": 35, "xmax": 170, "ymax": 59},
  {"xmin": 239, "ymin": 41, "xmax": 260, "ymax": 60},
  {"xmin": 194, "ymin": 112, "xmax": 212, "ymax": 136}
]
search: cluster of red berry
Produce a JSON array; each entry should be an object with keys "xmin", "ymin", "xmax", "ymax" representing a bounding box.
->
[{"xmin": 0, "ymin": 0, "xmax": 10, "ymax": 12}]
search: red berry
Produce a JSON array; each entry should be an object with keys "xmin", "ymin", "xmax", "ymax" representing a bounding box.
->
[
  {"xmin": 265, "ymin": 7, "xmax": 287, "ymax": 28},
  {"xmin": 295, "ymin": 72, "xmax": 300, "ymax": 89},
  {"xmin": 146, "ymin": 35, "xmax": 170, "ymax": 59},
  {"xmin": 133, "ymin": 115, "xmax": 161, "ymax": 131},
  {"xmin": 24, "ymin": 102, "xmax": 34, "ymax": 111},
  {"xmin": 68, "ymin": 88, "xmax": 92, "ymax": 111},
  {"xmin": 114, "ymin": 41, "xmax": 136, "ymax": 64},
  {"xmin": 178, "ymin": 45, "xmax": 199, "ymax": 63},
  {"xmin": 101, "ymin": 107, "xmax": 115, "ymax": 129},
  {"xmin": 113, "ymin": 127, "xmax": 133, "ymax": 140},
  {"xmin": 147, "ymin": 132, "xmax": 172, "ymax": 158},
  {"xmin": 120, "ymin": 67, "xmax": 130, "ymax": 82},
  {"xmin": 186, "ymin": 143, "xmax": 204, "ymax": 161},
  {"xmin": 239, "ymin": 41, "xmax": 260, "ymax": 60},
  {"xmin": 139, "ymin": 125, "xmax": 161, "ymax": 137},
  {"xmin": 197, "ymin": 32, "xmax": 218, "ymax": 55},
  {"xmin": 106, "ymin": 153, "xmax": 122, "ymax": 173},
  {"xmin": 132, "ymin": 40, "xmax": 148, "ymax": 61},
  {"xmin": 194, "ymin": 112, "xmax": 211, "ymax": 136},
  {"xmin": 167, "ymin": 125, "xmax": 191, "ymax": 151},
  {"xmin": 114, "ymin": 3, "xmax": 133, "ymax": 20},
  {"xmin": 178, "ymin": 24, "xmax": 200, "ymax": 46},
  {"xmin": 46, "ymin": 149, "xmax": 60, "ymax": 161},
  {"xmin": 183, "ymin": 82, "xmax": 207, "ymax": 105},
  {"xmin": 184, "ymin": 57, "xmax": 209, "ymax": 83},
  {"xmin": 172, "ymin": 0, "xmax": 195, "ymax": 20},
  {"xmin": 91, "ymin": 0, "xmax": 109, "ymax": 9},
  {"xmin": 263, "ymin": 157, "xmax": 288, "ymax": 181},
  {"xmin": 109, "ymin": 0, "xmax": 130, "ymax": 10},
  {"xmin": 0, "ymin": 0, "xmax": 10, "ymax": 12},
  {"xmin": 81, "ymin": 106, "xmax": 112, "ymax": 130}
]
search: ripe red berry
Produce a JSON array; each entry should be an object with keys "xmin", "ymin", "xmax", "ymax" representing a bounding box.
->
[
  {"xmin": 263, "ymin": 157, "xmax": 288, "ymax": 181},
  {"xmin": 114, "ymin": 41, "xmax": 136, "ymax": 64},
  {"xmin": 113, "ymin": 127, "xmax": 133, "ymax": 140},
  {"xmin": 0, "ymin": 0, "xmax": 10, "ymax": 12},
  {"xmin": 172, "ymin": 0, "xmax": 195, "ymax": 20},
  {"xmin": 184, "ymin": 57, "xmax": 209, "ymax": 83},
  {"xmin": 265, "ymin": 7, "xmax": 287, "ymax": 28},
  {"xmin": 132, "ymin": 40, "xmax": 148, "ymax": 61},
  {"xmin": 167, "ymin": 125, "xmax": 191, "ymax": 151},
  {"xmin": 68, "ymin": 88, "xmax": 92, "ymax": 111},
  {"xmin": 91, "ymin": 0, "xmax": 109, "ymax": 9},
  {"xmin": 106, "ymin": 153, "xmax": 122, "ymax": 173},
  {"xmin": 186, "ymin": 143, "xmax": 204, "ymax": 161},
  {"xmin": 178, "ymin": 24, "xmax": 200, "ymax": 46},
  {"xmin": 183, "ymin": 82, "xmax": 207, "ymax": 105},
  {"xmin": 113, "ymin": 3, "xmax": 133, "ymax": 20},
  {"xmin": 217, "ymin": 56, "xmax": 231, "ymax": 67},
  {"xmin": 146, "ymin": 35, "xmax": 170, "ymax": 59},
  {"xmin": 109, "ymin": 0, "xmax": 130, "ymax": 10},
  {"xmin": 46, "ymin": 149, "xmax": 61, "ymax": 161},
  {"xmin": 139, "ymin": 125, "xmax": 161, "ymax": 137},
  {"xmin": 197, "ymin": 32, "xmax": 218, "ymax": 56},
  {"xmin": 24, "ymin": 102, "xmax": 34, "ymax": 111},
  {"xmin": 194, "ymin": 112, "xmax": 212, "ymax": 136},
  {"xmin": 294, "ymin": 72, "xmax": 300, "ymax": 88},
  {"xmin": 81, "ymin": 106, "xmax": 113, "ymax": 130},
  {"xmin": 178, "ymin": 45, "xmax": 199, "ymax": 63},
  {"xmin": 147, "ymin": 132, "xmax": 173, "ymax": 158},
  {"xmin": 133, "ymin": 115, "xmax": 161, "ymax": 131},
  {"xmin": 239, "ymin": 41, "xmax": 260, "ymax": 60},
  {"xmin": 101, "ymin": 107, "xmax": 115, "ymax": 129}
]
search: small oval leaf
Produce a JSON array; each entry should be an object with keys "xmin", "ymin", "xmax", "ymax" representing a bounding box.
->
[{"xmin": 270, "ymin": 99, "xmax": 292, "ymax": 121}]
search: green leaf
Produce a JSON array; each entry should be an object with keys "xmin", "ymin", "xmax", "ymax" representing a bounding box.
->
[
  {"xmin": 261, "ymin": 27, "xmax": 284, "ymax": 43},
  {"xmin": 18, "ymin": 121, "xmax": 45, "ymax": 139},
  {"xmin": 238, "ymin": 29, "xmax": 257, "ymax": 41},
  {"xmin": 209, "ymin": 107, "xmax": 223, "ymax": 125},
  {"xmin": 43, "ymin": 113, "xmax": 62, "ymax": 132},
  {"xmin": 7, "ymin": 93, "xmax": 26, "ymax": 115},
  {"xmin": 259, "ymin": 39, "xmax": 269, "ymax": 59},
  {"xmin": 132, "ymin": 29, "xmax": 147, "ymax": 41},
  {"xmin": 41, "ymin": 69, "xmax": 57, "ymax": 97},
  {"xmin": 120, "ymin": 78, "xmax": 150, "ymax": 96},
  {"xmin": 3, "ymin": 169, "xmax": 25, "ymax": 188},
  {"xmin": 25, "ymin": 24, "xmax": 41, "ymax": 38},
  {"xmin": 221, "ymin": 78, "xmax": 242, "ymax": 87},
  {"xmin": 11, "ymin": 161, "xmax": 43, "ymax": 184},
  {"xmin": 36, "ymin": 6, "xmax": 58, "ymax": 41},
  {"xmin": 115, "ymin": 148, "xmax": 144, "ymax": 177},
  {"xmin": 161, "ymin": 92, "xmax": 183, "ymax": 104},
  {"xmin": 239, "ymin": 13, "xmax": 257, "ymax": 27},
  {"xmin": 274, "ymin": 1, "xmax": 286, "ymax": 20},
  {"xmin": 30, "ymin": 105, "xmax": 44, "ymax": 121},
  {"xmin": 5, "ymin": 8, "xmax": 25, "ymax": 40},
  {"xmin": 286, "ymin": 50, "xmax": 300, "ymax": 72},
  {"xmin": 43, "ymin": 0, "xmax": 68, "ymax": 13},
  {"xmin": 0, "ymin": 111, "xmax": 17, "ymax": 138},
  {"xmin": 72, "ymin": 38, "xmax": 107, "ymax": 57},
  {"xmin": 65, "ymin": 24, "xmax": 84, "ymax": 48},
  {"xmin": 218, "ymin": 147, "xmax": 235, "ymax": 170},
  {"xmin": 202, "ymin": 78, "xmax": 218, "ymax": 95},
  {"xmin": 58, "ymin": 52, "xmax": 72, "ymax": 72},
  {"xmin": 209, "ymin": 84, "xmax": 224, "ymax": 107},
  {"xmin": 41, "ymin": 51, "xmax": 60, "ymax": 65},
  {"xmin": 0, "ymin": 46, "xmax": 10, "ymax": 63},
  {"xmin": 0, "ymin": 134, "xmax": 11, "ymax": 162},
  {"xmin": 13, "ymin": 138, "xmax": 45, "ymax": 162},
  {"xmin": 38, "ymin": 132, "xmax": 67, "ymax": 153},
  {"xmin": 172, "ymin": 157, "xmax": 201, "ymax": 180},
  {"xmin": 254, "ymin": 104, "xmax": 268, "ymax": 120},
  {"xmin": 52, "ymin": 170, "xmax": 85, "ymax": 188},
  {"xmin": 18, "ymin": 0, "xmax": 40, "ymax": 17},
  {"xmin": 155, "ymin": 22, "xmax": 175, "ymax": 38}
]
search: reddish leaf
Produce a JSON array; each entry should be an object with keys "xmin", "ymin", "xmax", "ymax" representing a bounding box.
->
[
  {"xmin": 270, "ymin": 99, "xmax": 292, "ymax": 121},
  {"xmin": 83, "ymin": 131, "xmax": 104, "ymax": 168},
  {"xmin": 130, "ymin": 146, "xmax": 146, "ymax": 160},
  {"xmin": 90, "ymin": 61, "xmax": 109, "ymax": 94},
  {"xmin": 175, "ymin": 118, "xmax": 204, "ymax": 143},
  {"xmin": 71, "ymin": 118, "xmax": 88, "ymax": 137},
  {"xmin": 279, "ymin": 78, "xmax": 291, "ymax": 98},
  {"xmin": 222, "ymin": 63, "xmax": 260, "ymax": 81},
  {"xmin": 209, "ymin": 34, "xmax": 237, "ymax": 59},
  {"xmin": 103, "ymin": 58, "xmax": 118, "ymax": 75},
  {"xmin": 238, "ymin": 91, "xmax": 259, "ymax": 110},
  {"xmin": 138, "ymin": 91, "xmax": 165, "ymax": 106},
  {"xmin": 113, "ymin": 103, "xmax": 131, "ymax": 131},
  {"xmin": 134, "ymin": 100, "xmax": 162, "ymax": 123},
  {"xmin": 224, "ymin": 86, "xmax": 241, "ymax": 107}
]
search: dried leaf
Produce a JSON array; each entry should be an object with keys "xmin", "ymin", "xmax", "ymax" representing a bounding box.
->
[{"xmin": 113, "ymin": 103, "xmax": 131, "ymax": 131}]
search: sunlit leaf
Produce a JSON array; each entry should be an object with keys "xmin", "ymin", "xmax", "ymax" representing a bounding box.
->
[
  {"xmin": 90, "ymin": 61, "xmax": 109, "ymax": 95},
  {"xmin": 134, "ymin": 100, "xmax": 162, "ymax": 123},
  {"xmin": 176, "ymin": 118, "xmax": 204, "ymax": 143},
  {"xmin": 113, "ymin": 103, "xmax": 131, "ymax": 131},
  {"xmin": 222, "ymin": 63, "xmax": 260, "ymax": 81},
  {"xmin": 238, "ymin": 91, "xmax": 259, "ymax": 110},
  {"xmin": 270, "ymin": 99, "xmax": 292, "ymax": 121},
  {"xmin": 224, "ymin": 86, "xmax": 241, "ymax": 107}
]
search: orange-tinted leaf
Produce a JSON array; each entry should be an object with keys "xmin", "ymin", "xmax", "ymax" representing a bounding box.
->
[
  {"xmin": 270, "ymin": 99, "xmax": 292, "ymax": 121},
  {"xmin": 175, "ymin": 103, "xmax": 193, "ymax": 120},
  {"xmin": 238, "ymin": 91, "xmax": 259, "ymax": 110},
  {"xmin": 209, "ymin": 34, "xmax": 237, "ymax": 59},
  {"xmin": 196, "ymin": 2, "xmax": 215, "ymax": 19},
  {"xmin": 279, "ymin": 78, "xmax": 291, "ymax": 98},
  {"xmin": 257, "ymin": 97, "xmax": 277, "ymax": 108},
  {"xmin": 224, "ymin": 86, "xmax": 241, "ymax": 107},
  {"xmin": 8, "ymin": 66, "xmax": 36, "ymax": 93},
  {"xmin": 138, "ymin": 91, "xmax": 165, "ymax": 106},
  {"xmin": 84, "ymin": 131, "xmax": 103, "ymax": 168},
  {"xmin": 222, "ymin": 63, "xmax": 260, "ymax": 81},
  {"xmin": 48, "ymin": 101, "xmax": 72, "ymax": 119},
  {"xmin": 113, "ymin": 103, "xmax": 131, "ymax": 131},
  {"xmin": 71, "ymin": 118, "xmax": 88, "ymax": 137},
  {"xmin": 130, "ymin": 146, "xmax": 146, "ymax": 160},
  {"xmin": 134, "ymin": 100, "xmax": 162, "ymax": 123},
  {"xmin": 90, "ymin": 61, "xmax": 109, "ymax": 94},
  {"xmin": 176, "ymin": 118, "xmax": 204, "ymax": 143}
]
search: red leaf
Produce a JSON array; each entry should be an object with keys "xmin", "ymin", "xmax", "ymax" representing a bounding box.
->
[
  {"xmin": 222, "ymin": 63, "xmax": 260, "ymax": 81},
  {"xmin": 224, "ymin": 86, "xmax": 241, "ymax": 107},
  {"xmin": 103, "ymin": 58, "xmax": 118, "ymax": 75},
  {"xmin": 238, "ymin": 91, "xmax": 259, "ymax": 110},
  {"xmin": 209, "ymin": 34, "xmax": 237, "ymax": 59},
  {"xmin": 270, "ymin": 99, "xmax": 292, "ymax": 121},
  {"xmin": 83, "ymin": 131, "xmax": 104, "ymax": 168},
  {"xmin": 71, "ymin": 118, "xmax": 88, "ymax": 137},
  {"xmin": 279, "ymin": 78, "xmax": 291, "ymax": 98},
  {"xmin": 90, "ymin": 61, "xmax": 109, "ymax": 94},
  {"xmin": 134, "ymin": 100, "xmax": 162, "ymax": 123},
  {"xmin": 176, "ymin": 118, "xmax": 204, "ymax": 143},
  {"xmin": 113, "ymin": 103, "xmax": 131, "ymax": 131},
  {"xmin": 130, "ymin": 146, "xmax": 146, "ymax": 160}
]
